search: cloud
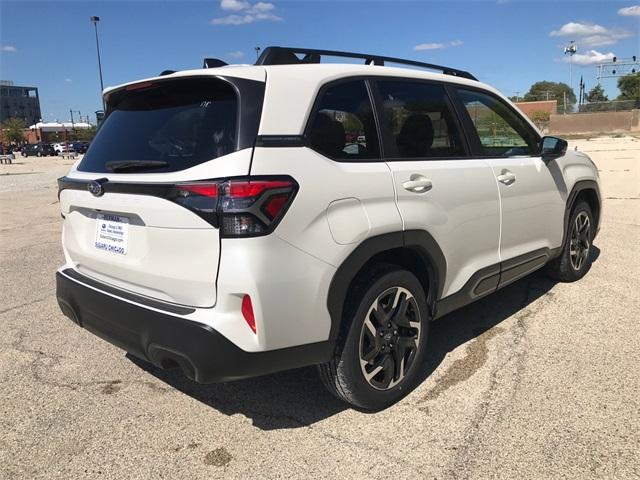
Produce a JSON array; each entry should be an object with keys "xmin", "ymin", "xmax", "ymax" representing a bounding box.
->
[
  {"xmin": 550, "ymin": 22, "xmax": 607, "ymax": 37},
  {"xmin": 227, "ymin": 50, "xmax": 244, "ymax": 58},
  {"xmin": 1, "ymin": 45, "xmax": 16, "ymax": 52},
  {"xmin": 550, "ymin": 22, "xmax": 633, "ymax": 47},
  {"xmin": 414, "ymin": 43, "xmax": 445, "ymax": 51},
  {"xmin": 414, "ymin": 40, "xmax": 463, "ymax": 51},
  {"xmin": 564, "ymin": 50, "xmax": 616, "ymax": 66},
  {"xmin": 618, "ymin": 5, "xmax": 640, "ymax": 16},
  {"xmin": 221, "ymin": 0, "xmax": 250, "ymax": 11},
  {"xmin": 65, "ymin": 78, "xmax": 72, "ymax": 82},
  {"xmin": 212, "ymin": 0, "xmax": 281, "ymax": 25}
]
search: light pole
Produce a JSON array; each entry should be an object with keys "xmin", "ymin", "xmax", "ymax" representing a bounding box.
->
[
  {"xmin": 564, "ymin": 41, "xmax": 577, "ymax": 112},
  {"xmin": 255, "ymin": 46, "xmax": 261, "ymax": 61},
  {"xmin": 90, "ymin": 16, "xmax": 105, "ymax": 111}
]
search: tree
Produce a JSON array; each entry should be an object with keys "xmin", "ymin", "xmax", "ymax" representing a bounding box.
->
[
  {"xmin": 524, "ymin": 81, "xmax": 576, "ymax": 113},
  {"xmin": 1, "ymin": 117, "xmax": 26, "ymax": 145},
  {"xmin": 72, "ymin": 126, "xmax": 98, "ymax": 141},
  {"xmin": 585, "ymin": 84, "xmax": 608, "ymax": 103},
  {"xmin": 617, "ymin": 72, "xmax": 640, "ymax": 101},
  {"xmin": 530, "ymin": 110, "xmax": 551, "ymax": 128}
]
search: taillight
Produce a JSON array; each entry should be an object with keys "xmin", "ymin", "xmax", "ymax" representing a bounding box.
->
[
  {"xmin": 174, "ymin": 183, "xmax": 220, "ymax": 226},
  {"xmin": 220, "ymin": 178, "xmax": 297, "ymax": 237},
  {"xmin": 172, "ymin": 176, "xmax": 297, "ymax": 237}
]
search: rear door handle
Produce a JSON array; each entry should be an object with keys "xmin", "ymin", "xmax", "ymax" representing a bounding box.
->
[
  {"xmin": 497, "ymin": 171, "xmax": 516, "ymax": 185},
  {"xmin": 402, "ymin": 174, "xmax": 433, "ymax": 193}
]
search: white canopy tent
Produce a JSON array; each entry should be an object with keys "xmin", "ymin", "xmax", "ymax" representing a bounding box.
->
[{"xmin": 29, "ymin": 122, "xmax": 93, "ymax": 132}]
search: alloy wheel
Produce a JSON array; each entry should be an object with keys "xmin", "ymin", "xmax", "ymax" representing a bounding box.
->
[
  {"xmin": 570, "ymin": 211, "xmax": 591, "ymax": 270},
  {"xmin": 359, "ymin": 287, "xmax": 422, "ymax": 390}
]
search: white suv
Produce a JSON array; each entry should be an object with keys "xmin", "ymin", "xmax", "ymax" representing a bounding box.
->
[{"xmin": 56, "ymin": 47, "xmax": 601, "ymax": 410}]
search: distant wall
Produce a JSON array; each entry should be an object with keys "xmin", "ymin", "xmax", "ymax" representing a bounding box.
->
[
  {"xmin": 550, "ymin": 110, "xmax": 640, "ymax": 135},
  {"xmin": 514, "ymin": 100, "xmax": 557, "ymax": 118}
]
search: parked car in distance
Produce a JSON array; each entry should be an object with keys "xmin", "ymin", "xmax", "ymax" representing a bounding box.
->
[
  {"xmin": 55, "ymin": 46, "xmax": 602, "ymax": 410},
  {"xmin": 53, "ymin": 143, "xmax": 65, "ymax": 154},
  {"xmin": 72, "ymin": 141, "xmax": 90, "ymax": 154},
  {"xmin": 22, "ymin": 143, "xmax": 56, "ymax": 157}
]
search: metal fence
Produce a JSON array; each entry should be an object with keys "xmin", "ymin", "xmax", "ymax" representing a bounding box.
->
[{"xmin": 578, "ymin": 100, "xmax": 640, "ymax": 113}]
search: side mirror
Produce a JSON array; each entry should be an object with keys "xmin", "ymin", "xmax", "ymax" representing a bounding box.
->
[{"xmin": 540, "ymin": 136, "xmax": 568, "ymax": 161}]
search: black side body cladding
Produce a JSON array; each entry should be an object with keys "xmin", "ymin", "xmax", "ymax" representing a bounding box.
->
[
  {"xmin": 56, "ymin": 271, "xmax": 333, "ymax": 383},
  {"xmin": 432, "ymin": 248, "xmax": 558, "ymax": 319}
]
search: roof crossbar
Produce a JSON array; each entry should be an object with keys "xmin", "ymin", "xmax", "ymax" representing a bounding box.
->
[{"xmin": 255, "ymin": 46, "xmax": 477, "ymax": 81}]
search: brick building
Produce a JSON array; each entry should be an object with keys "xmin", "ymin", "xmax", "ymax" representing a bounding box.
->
[{"xmin": 514, "ymin": 100, "xmax": 557, "ymax": 119}]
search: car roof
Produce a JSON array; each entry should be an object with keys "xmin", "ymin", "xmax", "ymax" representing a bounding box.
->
[
  {"xmin": 103, "ymin": 63, "xmax": 539, "ymax": 136},
  {"xmin": 104, "ymin": 63, "xmax": 487, "ymax": 94}
]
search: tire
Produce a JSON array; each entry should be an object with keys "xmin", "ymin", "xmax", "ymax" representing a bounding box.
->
[
  {"xmin": 318, "ymin": 266, "xmax": 430, "ymax": 411},
  {"xmin": 546, "ymin": 200, "xmax": 594, "ymax": 282}
]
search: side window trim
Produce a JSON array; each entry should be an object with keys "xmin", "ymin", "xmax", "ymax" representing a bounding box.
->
[
  {"xmin": 444, "ymin": 83, "xmax": 480, "ymax": 157},
  {"xmin": 364, "ymin": 78, "xmax": 386, "ymax": 160},
  {"xmin": 369, "ymin": 77, "xmax": 472, "ymax": 162},
  {"xmin": 450, "ymin": 86, "xmax": 542, "ymax": 158},
  {"xmin": 303, "ymin": 76, "xmax": 384, "ymax": 163}
]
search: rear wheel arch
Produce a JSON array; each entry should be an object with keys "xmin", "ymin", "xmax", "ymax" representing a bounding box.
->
[{"xmin": 326, "ymin": 230, "xmax": 446, "ymax": 342}]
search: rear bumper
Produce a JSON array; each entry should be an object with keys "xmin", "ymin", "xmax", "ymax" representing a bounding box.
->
[{"xmin": 55, "ymin": 270, "xmax": 333, "ymax": 383}]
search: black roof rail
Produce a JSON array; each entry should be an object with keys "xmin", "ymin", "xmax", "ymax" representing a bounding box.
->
[{"xmin": 255, "ymin": 46, "xmax": 477, "ymax": 81}]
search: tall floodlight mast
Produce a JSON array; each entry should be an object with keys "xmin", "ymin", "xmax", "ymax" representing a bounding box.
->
[{"xmin": 564, "ymin": 41, "xmax": 577, "ymax": 93}]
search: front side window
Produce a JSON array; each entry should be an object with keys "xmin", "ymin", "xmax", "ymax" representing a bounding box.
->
[
  {"xmin": 377, "ymin": 81, "xmax": 466, "ymax": 159},
  {"xmin": 457, "ymin": 89, "xmax": 539, "ymax": 157},
  {"xmin": 307, "ymin": 80, "xmax": 379, "ymax": 160}
]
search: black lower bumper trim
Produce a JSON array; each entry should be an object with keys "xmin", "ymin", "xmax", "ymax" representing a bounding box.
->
[
  {"xmin": 62, "ymin": 268, "xmax": 196, "ymax": 315},
  {"xmin": 56, "ymin": 271, "xmax": 334, "ymax": 383}
]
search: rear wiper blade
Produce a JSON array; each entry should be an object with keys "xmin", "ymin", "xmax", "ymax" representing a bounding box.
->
[{"xmin": 105, "ymin": 160, "xmax": 169, "ymax": 172}]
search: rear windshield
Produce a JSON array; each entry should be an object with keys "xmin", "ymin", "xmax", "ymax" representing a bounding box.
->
[{"xmin": 78, "ymin": 78, "xmax": 238, "ymax": 173}]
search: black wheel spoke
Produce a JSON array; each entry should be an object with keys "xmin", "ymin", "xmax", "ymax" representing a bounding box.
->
[
  {"xmin": 378, "ymin": 355, "xmax": 395, "ymax": 389},
  {"xmin": 362, "ymin": 341, "xmax": 380, "ymax": 362},
  {"xmin": 394, "ymin": 296, "xmax": 411, "ymax": 327}
]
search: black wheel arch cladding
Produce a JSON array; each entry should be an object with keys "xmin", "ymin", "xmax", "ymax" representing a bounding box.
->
[
  {"xmin": 326, "ymin": 230, "xmax": 446, "ymax": 341},
  {"xmin": 563, "ymin": 179, "xmax": 601, "ymax": 245}
]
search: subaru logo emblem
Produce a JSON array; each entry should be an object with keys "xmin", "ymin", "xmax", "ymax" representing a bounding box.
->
[{"xmin": 88, "ymin": 180, "xmax": 105, "ymax": 197}]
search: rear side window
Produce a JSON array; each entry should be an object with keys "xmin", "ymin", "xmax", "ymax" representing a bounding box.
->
[
  {"xmin": 457, "ymin": 88, "xmax": 539, "ymax": 157},
  {"xmin": 78, "ymin": 78, "xmax": 238, "ymax": 173},
  {"xmin": 377, "ymin": 80, "xmax": 466, "ymax": 159},
  {"xmin": 307, "ymin": 80, "xmax": 380, "ymax": 161}
]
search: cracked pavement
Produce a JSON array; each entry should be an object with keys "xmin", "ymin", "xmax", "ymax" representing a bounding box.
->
[{"xmin": 1, "ymin": 136, "xmax": 639, "ymax": 479}]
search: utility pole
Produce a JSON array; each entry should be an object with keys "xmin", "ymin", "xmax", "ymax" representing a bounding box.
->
[{"xmin": 69, "ymin": 110, "xmax": 81, "ymax": 140}]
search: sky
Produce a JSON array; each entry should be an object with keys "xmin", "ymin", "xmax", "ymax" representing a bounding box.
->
[{"xmin": 0, "ymin": 0, "xmax": 639, "ymax": 124}]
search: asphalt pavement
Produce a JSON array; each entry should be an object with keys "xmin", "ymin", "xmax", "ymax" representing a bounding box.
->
[{"xmin": 1, "ymin": 137, "xmax": 639, "ymax": 479}]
